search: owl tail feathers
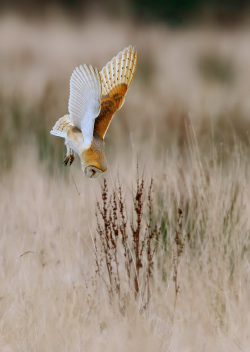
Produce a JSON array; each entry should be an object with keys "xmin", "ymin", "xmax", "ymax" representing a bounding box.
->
[{"xmin": 50, "ymin": 114, "xmax": 73, "ymax": 138}]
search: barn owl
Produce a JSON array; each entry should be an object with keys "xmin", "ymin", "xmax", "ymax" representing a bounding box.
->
[{"xmin": 50, "ymin": 46, "xmax": 138, "ymax": 178}]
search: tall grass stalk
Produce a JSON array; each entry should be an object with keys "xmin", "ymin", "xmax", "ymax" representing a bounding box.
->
[{"xmin": 94, "ymin": 174, "xmax": 161, "ymax": 309}]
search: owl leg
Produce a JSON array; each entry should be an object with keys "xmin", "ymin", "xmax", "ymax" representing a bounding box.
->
[
  {"xmin": 64, "ymin": 142, "xmax": 75, "ymax": 166},
  {"xmin": 69, "ymin": 150, "xmax": 75, "ymax": 166}
]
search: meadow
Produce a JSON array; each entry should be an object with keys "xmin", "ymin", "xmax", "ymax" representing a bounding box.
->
[{"xmin": 1, "ymin": 12, "xmax": 250, "ymax": 351}]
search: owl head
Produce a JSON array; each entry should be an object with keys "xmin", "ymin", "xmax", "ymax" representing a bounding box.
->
[{"xmin": 80, "ymin": 131, "xmax": 107, "ymax": 178}]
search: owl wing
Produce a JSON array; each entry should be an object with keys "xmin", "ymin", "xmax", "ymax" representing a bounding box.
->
[
  {"xmin": 68, "ymin": 64, "xmax": 102, "ymax": 147},
  {"xmin": 94, "ymin": 46, "xmax": 138, "ymax": 139},
  {"xmin": 50, "ymin": 114, "xmax": 73, "ymax": 138}
]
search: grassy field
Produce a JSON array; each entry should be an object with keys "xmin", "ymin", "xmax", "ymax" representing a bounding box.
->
[{"xmin": 1, "ymin": 12, "xmax": 250, "ymax": 351}]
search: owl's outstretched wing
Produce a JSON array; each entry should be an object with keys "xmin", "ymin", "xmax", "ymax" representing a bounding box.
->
[
  {"xmin": 68, "ymin": 64, "xmax": 102, "ymax": 146},
  {"xmin": 94, "ymin": 46, "xmax": 138, "ymax": 139}
]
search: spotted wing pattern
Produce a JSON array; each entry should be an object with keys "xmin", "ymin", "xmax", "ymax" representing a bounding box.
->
[
  {"xmin": 50, "ymin": 114, "xmax": 73, "ymax": 138},
  {"xmin": 94, "ymin": 46, "xmax": 138, "ymax": 139}
]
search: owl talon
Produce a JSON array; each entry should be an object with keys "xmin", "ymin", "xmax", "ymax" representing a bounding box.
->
[
  {"xmin": 63, "ymin": 156, "xmax": 70, "ymax": 166},
  {"xmin": 63, "ymin": 154, "xmax": 74, "ymax": 166},
  {"xmin": 69, "ymin": 154, "xmax": 75, "ymax": 166}
]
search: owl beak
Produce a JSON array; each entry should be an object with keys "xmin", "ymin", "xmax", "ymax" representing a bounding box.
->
[{"xmin": 84, "ymin": 166, "xmax": 106, "ymax": 178}]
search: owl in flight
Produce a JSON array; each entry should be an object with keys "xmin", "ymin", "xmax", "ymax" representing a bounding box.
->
[{"xmin": 50, "ymin": 46, "xmax": 138, "ymax": 178}]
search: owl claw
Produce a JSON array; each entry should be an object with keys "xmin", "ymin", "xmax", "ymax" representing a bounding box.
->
[
  {"xmin": 69, "ymin": 154, "xmax": 75, "ymax": 166},
  {"xmin": 63, "ymin": 156, "xmax": 70, "ymax": 166},
  {"xmin": 63, "ymin": 154, "xmax": 74, "ymax": 166}
]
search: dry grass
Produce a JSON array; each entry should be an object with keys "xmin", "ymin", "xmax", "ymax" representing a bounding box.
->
[
  {"xmin": 94, "ymin": 174, "xmax": 161, "ymax": 308},
  {"xmin": 1, "ymin": 11, "xmax": 250, "ymax": 351}
]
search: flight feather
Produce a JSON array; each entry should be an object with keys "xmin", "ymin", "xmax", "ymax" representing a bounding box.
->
[
  {"xmin": 95, "ymin": 46, "xmax": 138, "ymax": 138},
  {"xmin": 68, "ymin": 64, "xmax": 102, "ymax": 146}
]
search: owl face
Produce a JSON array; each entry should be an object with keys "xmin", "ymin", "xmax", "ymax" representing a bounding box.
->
[
  {"xmin": 80, "ymin": 136, "xmax": 107, "ymax": 178},
  {"xmin": 84, "ymin": 166, "xmax": 104, "ymax": 178}
]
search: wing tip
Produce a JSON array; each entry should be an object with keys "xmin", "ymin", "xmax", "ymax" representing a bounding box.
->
[
  {"xmin": 50, "ymin": 129, "xmax": 66, "ymax": 138},
  {"xmin": 100, "ymin": 45, "xmax": 138, "ymax": 94},
  {"xmin": 119, "ymin": 45, "xmax": 137, "ymax": 55}
]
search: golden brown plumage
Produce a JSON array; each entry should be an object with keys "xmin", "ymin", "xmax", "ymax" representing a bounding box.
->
[
  {"xmin": 96, "ymin": 46, "xmax": 137, "ymax": 139},
  {"xmin": 94, "ymin": 84, "xmax": 128, "ymax": 139}
]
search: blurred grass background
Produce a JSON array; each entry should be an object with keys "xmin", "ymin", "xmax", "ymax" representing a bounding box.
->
[
  {"xmin": 1, "ymin": 0, "xmax": 250, "ymax": 173},
  {"xmin": 1, "ymin": 1, "xmax": 250, "ymax": 350}
]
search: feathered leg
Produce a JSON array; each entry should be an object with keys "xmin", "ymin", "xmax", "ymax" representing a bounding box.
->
[
  {"xmin": 64, "ymin": 142, "xmax": 75, "ymax": 166},
  {"xmin": 69, "ymin": 150, "xmax": 75, "ymax": 165}
]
